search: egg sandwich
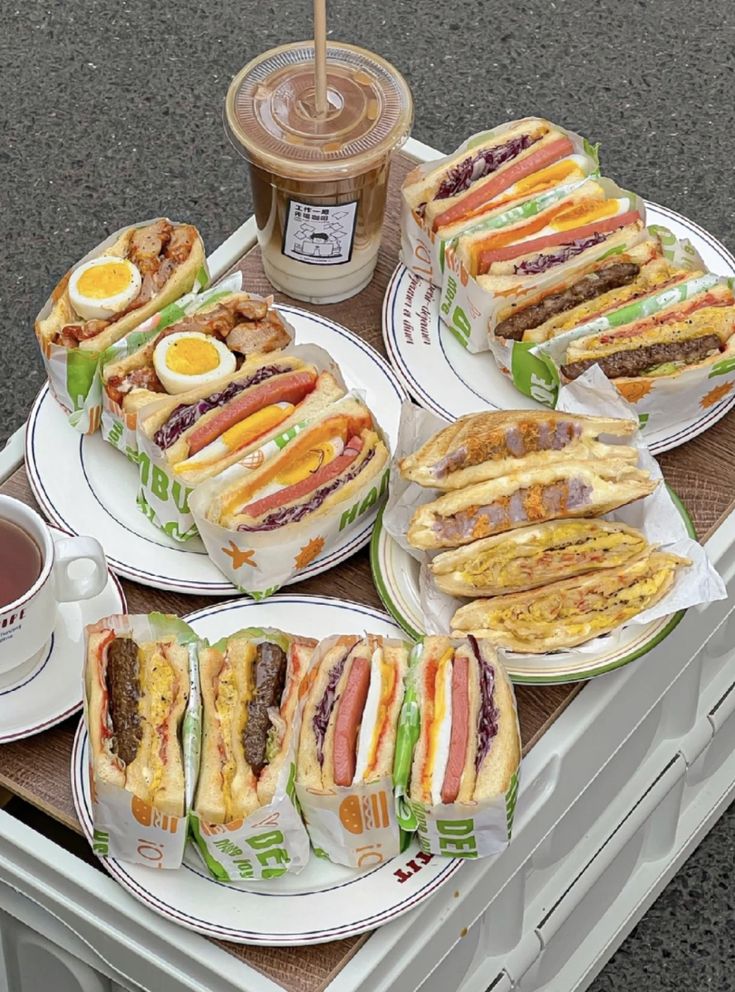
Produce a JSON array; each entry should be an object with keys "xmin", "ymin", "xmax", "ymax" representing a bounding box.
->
[
  {"xmin": 138, "ymin": 354, "xmax": 346, "ymax": 485},
  {"xmin": 194, "ymin": 630, "xmax": 315, "ymax": 822},
  {"xmin": 85, "ymin": 627, "xmax": 190, "ymax": 816},
  {"xmin": 36, "ymin": 219, "xmax": 205, "ymax": 353},
  {"xmin": 429, "ymin": 519, "xmax": 650, "ymax": 597},
  {"xmin": 399, "ymin": 410, "xmax": 638, "ymax": 491},
  {"xmin": 451, "ymin": 550, "xmax": 690, "ymax": 652},
  {"xmin": 408, "ymin": 636, "xmax": 519, "ymax": 807},
  {"xmin": 403, "ymin": 118, "xmax": 576, "ymax": 233},
  {"xmin": 297, "ymin": 635, "xmax": 410, "ymax": 791},
  {"xmin": 102, "ymin": 291, "xmax": 292, "ymax": 410},
  {"xmin": 203, "ymin": 395, "xmax": 389, "ymax": 535},
  {"xmin": 561, "ymin": 282, "xmax": 735, "ymax": 384}
]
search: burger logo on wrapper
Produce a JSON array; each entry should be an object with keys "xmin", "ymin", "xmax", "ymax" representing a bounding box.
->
[
  {"xmin": 338, "ymin": 791, "xmax": 391, "ymax": 834},
  {"xmin": 131, "ymin": 795, "xmax": 178, "ymax": 834}
]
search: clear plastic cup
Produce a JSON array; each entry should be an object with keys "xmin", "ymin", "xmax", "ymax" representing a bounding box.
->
[{"xmin": 225, "ymin": 41, "xmax": 413, "ymax": 304}]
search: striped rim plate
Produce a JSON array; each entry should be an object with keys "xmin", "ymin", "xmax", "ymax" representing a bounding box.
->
[
  {"xmin": 27, "ymin": 306, "xmax": 407, "ymax": 595},
  {"xmin": 383, "ymin": 201, "xmax": 735, "ymax": 455},
  {"xmin": 70, "ymin": 595, "xmax": 461, "ymax": 945}
]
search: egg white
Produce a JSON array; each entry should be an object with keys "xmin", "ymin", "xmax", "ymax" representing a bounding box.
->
[
  {"xmin": 512, "ymin": 196, "xmax": 632, "ymax": 247},
  {"xmin": 68, "ymin": 256, "xmax": 142, "ymax": 321},
  {"xmin": 353, "ymin": 647, "xmax": 384, "ymax": 784},
  {"xmin": 430, "ymin": 659, "xmax": 453, "ymax": 806},
  {"xmin": 175, "ymin": 401, "xmax": 294, "ymax": 473},
  {"xmin": 153, "ymin": 331, "xmax": 236, "ymax": 395}
]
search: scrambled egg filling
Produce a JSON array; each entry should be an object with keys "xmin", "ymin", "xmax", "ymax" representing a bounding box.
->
[
  {"xmin": 215, "ymin": 653, "xmax": 253, "ymax": 820},
  {"xmin": 141, "ymin": 649, "xmax": 176, "ymax": 798}
]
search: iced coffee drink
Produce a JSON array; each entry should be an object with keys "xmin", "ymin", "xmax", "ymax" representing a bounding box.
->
[{"xmin": 226, "ymin": 42, "xmax": 413, "ymax": 304}]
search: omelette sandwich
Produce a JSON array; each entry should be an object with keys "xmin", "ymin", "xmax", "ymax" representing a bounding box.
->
[
  {"xmin": 561, "ymin": 282, "xmax": 735, "ymax": 383},
  {"xmin": 403, "ymin": 118, "xmax": 575, "ymax": 232},
  {"xmin": 297, "ymin": 635, "xmax": 410, "ymax": 790},
  {"xmin": 103, "ymin": 291, "xmax": 292, "ymax": 411},
  {"xmin": 407, "ymin": 461, "xmax": 657, "ymax": 551},
  {"xmin": 138, "ymin": 354, "xmax": 346, "ymax": 485},
  {"xmin": 399, "ymin": 410, "xmax": 638, "ymax": 491},
  {"xmin": 37, "ymin": 219, "xmax": 205, "ymax": 353},
  {"xmin": 409, "ymin": 636, "xmax": 519, "ymax": 806},
  {"xmin": 85, "ymin": 627, "xmax": 190, "ymax": 816},
  {"xmin": 451, "ymin": 550, "xmax": 690, "ymax": 652},
  {"xmin": 194, "ymin": 631, "xmax": 315, "ymax": 822},
  {"xmin": 204, "ymin": 396, "xmax": 389, "ymax": 534},
  {"xmin": 429, "ymin": 519, "xmax": 650, "ymax": 597}
]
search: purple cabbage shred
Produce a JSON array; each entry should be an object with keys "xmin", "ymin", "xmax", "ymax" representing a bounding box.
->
[
  {"xmin": 237, "ymin": 446, "xmax": 375, "ymax": 532},
  {"xmin": 513, "ymin": 233, "xmax": 608, "ymax": 277},
  {"xmin": 313, "ymin": 652, "xmax": 349, "ymax": 764},
  {"xmin": 435, "ymin": 134, "xmax": 535, "ymax": 201},
  {"xmin": 469, "ymin": 636, "xmax": 498, "ymax": 770},
  {"xmin": 153, "ymin": 364, "xmax": 289, "ymax": 450}
]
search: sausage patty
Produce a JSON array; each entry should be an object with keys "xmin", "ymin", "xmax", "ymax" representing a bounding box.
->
[
  {"xmin": 243, "ymin": 642, "xmax": 287, "ymax": 775},
  {"xmin": 495, "ymin": 262, "xmax": 641, "ymax": 340},
  {"xmin": 562, "ymin": 333, "xmax": 722, "ymax": 380},
  {"xmin": 107, "ymin": 637, "xmax": 141, "ymax": 765}
]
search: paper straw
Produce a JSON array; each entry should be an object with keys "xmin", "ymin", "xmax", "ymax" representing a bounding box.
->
[{"xmin": 313, "ymin": 0, "xmax": 328, "ymax": 117}]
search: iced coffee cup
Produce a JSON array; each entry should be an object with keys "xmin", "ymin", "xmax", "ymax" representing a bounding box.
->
[{"xmin": 225, "ymin": 42, "xmax": 413, "ymax": 304}]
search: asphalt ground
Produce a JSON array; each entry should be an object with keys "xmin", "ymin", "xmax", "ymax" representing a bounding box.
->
[{"xmin": 2, "ymin": 1, "xmax": 734, "ymax": 987}]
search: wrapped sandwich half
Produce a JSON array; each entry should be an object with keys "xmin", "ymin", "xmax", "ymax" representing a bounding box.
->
[
  {"xmin": 189, "ymin": 628, "xmax": 315, "ymax": 881},
  {"xmin": 398, "ymin": 636, "xmax": 520, "ymax": 858},
  {"xmin": 84, "ymin": 613, "xmax": 200, "ymax": 868},
  {"xmin": 296, "ymin": 635, "xmax": 410, "ymax": 868}
]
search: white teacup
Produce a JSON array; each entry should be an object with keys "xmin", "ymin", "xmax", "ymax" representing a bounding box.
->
[{"xmin": 0, "ymin": 495, "xmax": 107, "ymax": 681}]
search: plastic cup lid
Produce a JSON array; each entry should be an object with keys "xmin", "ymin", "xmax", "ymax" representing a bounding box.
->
[{"xmin": 225, "ymin": 41, "xmax": 413, "ymax": 180}]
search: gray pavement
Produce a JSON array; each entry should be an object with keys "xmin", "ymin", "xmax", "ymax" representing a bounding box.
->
[{"xmin": 2, "ymin": 0, "xmax": 734, "ymax": 985}]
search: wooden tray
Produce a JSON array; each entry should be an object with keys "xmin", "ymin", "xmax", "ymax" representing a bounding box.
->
[{"xmin": 1, "ymin": 150, "xmax": 734, "ymax": 992}]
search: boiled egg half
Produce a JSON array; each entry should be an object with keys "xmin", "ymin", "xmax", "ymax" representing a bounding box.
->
[
  {"xmin": 68, "ymin": 256, "xmax": 142, "ymax": 321},
  {"xmin": 153, "ymin": 331, "xmax": 236, "ymax": 395}
]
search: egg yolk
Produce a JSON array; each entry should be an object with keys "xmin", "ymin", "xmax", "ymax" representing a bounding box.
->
[
  {"xmin": 76, "ymin": 261, "xmax": 134, "ymax": 299},
  {"xmin": 551, "ymin": 199, "xmax": 620, "ymax": 229},
  {"xmin": 165, "ymin": 337, "xmax": 221, "ymax": 375},
  {"xmin": 275, "ymin": 441, "xmax": 337, "ymax": 485}
]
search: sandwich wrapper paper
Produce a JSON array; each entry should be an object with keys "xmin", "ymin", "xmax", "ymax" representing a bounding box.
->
[
  {"xmin": 83, "ymin": 613, "xmax": 202, "ymax": 870},
  {"xmin": 294, "ymin": 636, "xmax": 406, "ymax": 869},
  {"xmin": 400, "ymin": 120, "xmax": 600, "ymax": 290},
  {"xmin": 188, "ymin": 627, "xmax": 312, "ymax": 882},
  {"xmin": 99, "ymin": 273, "xmax": 270, "ymax": 460},
  {"xmin": 136, "ymin": 342, "xmax": 339, "ymax": 543},
  {"xmin": 35, "ymin": 218, "xmax": 209, "ymax": 436},
  {"xmin": 393, "ymin": 643, "xmax": 520, "ymax": 859},
  {"xmin": 187, "ymin": 393, "xmax": 391, "ymax": 599},
  {"xmin": 383, "ymin": 375, "xmax": 726, "ymax": 664}
]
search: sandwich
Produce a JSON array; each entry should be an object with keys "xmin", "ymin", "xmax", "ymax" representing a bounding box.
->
[
  {"xmin": 297, "ymin": 635, "xmax": 409, "ymax": 791},
  {"xmin": 451, "ymin": 550, "xmax": 690, "ymax": 652},
  {"xmin": 138, "ymin": 354, "xmax": 345, "ymax": 485},
  {"xmin": 455, "ymin": 180, "xmax": 635, "ymax": 278},
  {"xmin": 103, "ymin": 291, "xmax": 292, "ymax": 411},
  {"xmin": 85, "ymin": 627, "xmax": 190, "ymax": 816},
  {"xmin": 194, "ymin": 631, "xmax": 316, "ymax": 822},
  {"xmin": 203, "ymin": 396, "xmax": 389, "ymax": 533},
  {"xmin": 491, "ymin": 237, "xmax": 663, "ymax": 341},
  {"xmin": 432, "ymin": 150, "xmax": 600, "ymax": 242},
  {"xmin": 429, "ymin": 519, "xmax": 650, "ymax": 597},
  {"xmin": 399, "ymin": 410, "xmax": 638, "ymax": 491},
  {"xmin": 408, "ymin": 636, "xmax": 519, "ymax": 806},
  {"xmin": 403, "ymin": 118, "xmax": 576, "ymax": 232},
  {"xmin": 561, "ymin": 283, "xmax": 735, "ymax": 383},
  {"xmin": 36, "ymin": 219, "xmax": 206, "ymax": 353},
  {"xmin": 407, "ymin": 461, "xmax": 657, "ymax": 550}
]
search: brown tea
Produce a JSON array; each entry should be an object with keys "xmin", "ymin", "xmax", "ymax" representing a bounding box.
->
[{"xmin": 0, "ymin": 519, "xmax": 43, "ymax": 608}]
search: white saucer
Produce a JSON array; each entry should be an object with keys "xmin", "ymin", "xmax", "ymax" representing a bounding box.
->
[{"xmin": 0, "ymin": 527, "xmax": 126, "ymax": 743}]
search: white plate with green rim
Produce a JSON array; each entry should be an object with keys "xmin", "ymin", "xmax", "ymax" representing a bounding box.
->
[
  {"xmin": 27, "ymin": 306, "xmax": 407, "ymax": 595},
  {"xmin": 71, "ymin": 594, "xmax": 460, "ymax": 946},
  {"xmin": 370, "ymin": 494, "xmax": 694, "ymax": 685},
  {"xmin": 383, "ymin": 201, "xmax": 735, "ymax": 456}
]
